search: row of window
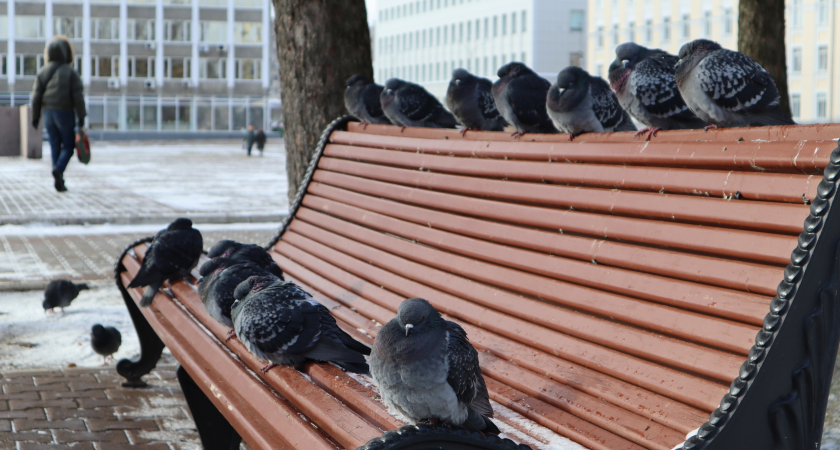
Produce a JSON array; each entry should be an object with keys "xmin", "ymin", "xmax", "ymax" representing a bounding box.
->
[
  {"xmin": 0, "ymin": 54, "xmax": 261, "ymax": 80},
  {"xmin": 0, "ymin": 16, "xmax": 260, "ymax": 44},
  {"xmin": 790, "ymin": 46, "xmax": 830, "ymax": 74},
  {"xmin": 790, "ymin": 93, "xmax": 830, "ymax": 120},
  {"xmin": 0, "ymin": 0, "xmax": 261, "ymax": 7},
  {"xmin": 378, "ymin": 52, "xmax": 527, "ymax": 83},
  {"xmin": 379, "ymin": 0, "xmax": 483, "ymax": 22},
  {"xmin": 595, "ymin": 10, "xmax": 734, "ymax": 48},
  {"xmin": 790, "ymin": 0, "xmax": 833, "ymax": 28}
]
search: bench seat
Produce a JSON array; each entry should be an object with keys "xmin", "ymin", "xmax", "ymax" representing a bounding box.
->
[{"xmin": 116, "ymin": 118, "xmax": 840, "ymax": 450}]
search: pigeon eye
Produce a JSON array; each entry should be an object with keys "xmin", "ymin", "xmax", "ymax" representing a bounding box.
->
[{"xmin": 455, "ymin": 79, "xmax": 461, "ymax": 85}]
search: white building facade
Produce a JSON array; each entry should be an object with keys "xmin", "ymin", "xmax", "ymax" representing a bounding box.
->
[{"xmin": 373, "ymin": 0, "xmax": 588, "ymax": 99}]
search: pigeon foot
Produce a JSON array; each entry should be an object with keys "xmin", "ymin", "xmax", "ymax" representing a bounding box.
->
[
  {"xmin": 567, "ymin": 133, "xmax": 579, "ymax": 142},
  {"xmin": 400, "ymin": 126, "xmax": 407, "ymax": 133},
  {"xmin": 225, "ymin": 330, "xmax": 236, "ymax": 342},
  {"xmin": 704, "ymin": 124, "xmax": 719, "ymax": 131},
  {"xmin": 511, "ymin": 131, "xmax": 525, "ymax": 139},
  {"xmin": 362, "ymin": 122, "xmax": 370, "ymax": 130},
  {"xmin": 459, "ymin": 128, "xmax": 474, "ymax": 137},
  {"xmin": 634, "ymin": 127, "xmax": 660, "ymax": 141},
  {"xmin": 260, "ymin": 363, "xmax": 277, "ymax": 374}
]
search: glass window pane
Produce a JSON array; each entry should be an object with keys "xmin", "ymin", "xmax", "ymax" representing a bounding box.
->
[
  {"xmin": 16, "ymin": 17, "xmax": 44, "ymax": 39},
  {"xmin": 88, "ymin": 104, "xmax": 105, "ymax": 130},
  {"xmin": 232, "ymin": 105, "xmax": 246, "ymax": 130},
  {"xmin": 105, "ymin": 101, "xmax": 119, "ymax": 129},
  {"xmin": 249, "ymin": 106, "xmax": 263, "ymax": 130},
  {"xmin": 162, "ymin": 105, "xmax": 177, "ymax": 130},
  {"xmin": 214, "ymin": 105, "xmax": 229, "ymax": 130},
  {"xmin": 126, "ymin": 104, "xmax": 141, "ymax": 129},
  {"xmin": 99, "ymin": 57, "xmax": 111, "ymax": 77},
  {"xmin": 234, "ymin": 22, "xmax": 261, "ymax": 44},
  {"xmin": 143, "ymin": 105, "xmax": 157, "ymax": 130},
  {"xmin": 171, "ymin": 59, "xmax": 185, "ymax": 78},
  {"xmin": 23, "ymin": 55, "xmax": 39, "ymax": 76},
  {"xmin": 201, "ymin": 21, "xmax": 226, "ymax": 42},
  {"xmin": 177, "ymin": 104, "xmax": 191, "ymax": 130},
  {"xmin": 197, "ymin": 104, "xmax": 212, "ymax": 130}
]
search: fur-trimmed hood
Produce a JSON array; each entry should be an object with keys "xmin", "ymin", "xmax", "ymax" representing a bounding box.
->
[{"xmin": 44, "ymin": 35, "xmax": 75, "ymax": 65}]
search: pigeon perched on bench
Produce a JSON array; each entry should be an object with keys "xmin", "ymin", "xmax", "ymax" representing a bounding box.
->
[
  {"xmin": 128, "ymin": 218, "xmax": 203, "ymax": 307},
  {"xmin": 370, "ymin": 298, "xmax": 499, "ymax": 435},
  {"xmin": 492, "ymin": 62, "xmax": 558, "ymax": 137},
  {"xmin": 674, "ymin": 39, "xmax": 795, "ymax": 129},
  {"xmin": 547, "ymin": 66, "xmax": 637, "ymax": 140},
  {"xmin": 608, "ymin": 42, "xmax": 707, "ymax": 140},
  {"xmin": 91, "ymin": 324, "xmax": 121, "ymax": 364},
  {"xmin": 445, "ymin": 68, "xmax": 508, "ymax": 134},
  {"xmin": 380, "ymin": 78, "xmax": 458, "ymax": 130},
  {"xmin": 42, "ymin": 280, "xmax": 89, "ymax": 314},
  {"xmin": 206, "ymin": 239, "xmax": 284, "ymax": 280},
  {"xmin": 231, "ymin": 275, "xmax": 371, "ymax": 374},
  {"xmin": 198, "ymin": 258, "xmax": 278, "ymax": 330},
  {"xmin": 345, "ymin": 75, "xmax": 392, "ymax": 126}
]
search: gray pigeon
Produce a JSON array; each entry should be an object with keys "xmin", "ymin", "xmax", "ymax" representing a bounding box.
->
[
  {"xmin": 491, "ymin": 62, "xmax": 558, "ymax": 137},
  {"xmin": 206, "ymin": 239, "xmax": 284, "ymax": 280},
  {"xmin": 674, "ymin": 39, "xmax": 795, "ymax": 129},
  {"xmin": 370, "ymin": 298, "xmax": 499, "ymax": 434},
  {"xmin": 547, "ymin": 66, "xmax": 637, "ymax": 140},
  {"xmin": 345, "ymin": 75, "xmax": 392, "ymax": 126},
  {"xmin": 380, "ymin": 78, "xmax": 458, "ymax": 130},
  {"xmin": 198, "ymin": 258, "xmax": 277, "ymax": 330},
  {"xmin": 445, "ymin": 68, "xmax": 507, "ymax": 135},
  {"xmin": 231, "ymin": 275, "xmax": 371, "ymax": 373},
  {"xmin": 608, "ymin": 42, "xmax": 708, "ymax": 140},
  {"xmin": 42, "ymin": 280, "xmax": 89, "ymax": 313},
  {"xmin": 91, "ymin": 324, "xmax": 121, "ymax": 364},
  {"xmin": 128, "ymin": 218, "xmax": 203, "ymax": 307}
]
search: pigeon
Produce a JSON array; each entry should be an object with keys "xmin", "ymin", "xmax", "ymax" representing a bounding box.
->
[
  {"xmin": 345, "ymin": 75, "xmax": 392, "ymax": 126},
  {"xmin": 491, "ymin": 62, "xmax": 558, "ymax": 137},
  {"xmin": 91, "ymin": 324, "xmax": 121, "ymax": 364},
  {"xmin": 674, "ymin": 39, "xmax": 795, "ymax": 129},
  {"xmin": 370, "ymin": 298, "xmax": 499, "ymax": 434},
  {"xmin": 445, "ymin": 68, "xmax": 508, "ymax": 135},
  {"xmin": 608, "ymin": 42, "xmax": 708, "ymax": 140},
  {"xmin": 198, "ymin": 258, "xmax": 277, "ymax": 330},
  {"xmin": 42, "ymin": 280, "xmax": 89, "ymax": 314},
  {"xmin": 127, "ymin": 218, "xmax": 203, "ymax": 307},
  {"xmin": 231, "ymin": 275, "xmax": 371, "ymax": 374},
  {"xmin": 547, "ymin": 66, "xmax": 637, "ymax": 140},
  {"xmin": 206, "ymin": 240, "xmax": 284, "ymax": 280},
  {"xmin": 380, "ymin": 78, "xmax": 458, "ymax": 130}
]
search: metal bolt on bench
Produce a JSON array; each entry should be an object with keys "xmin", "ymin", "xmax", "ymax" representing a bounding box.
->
[{"xmin": 115, "ymin": 116, "xmax": 840, "ymax": 450}]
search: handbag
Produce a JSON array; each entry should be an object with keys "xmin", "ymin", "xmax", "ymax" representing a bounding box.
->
[{"xmin": 75, "ymin": 128, "xmax": 91, "ymax": 164}]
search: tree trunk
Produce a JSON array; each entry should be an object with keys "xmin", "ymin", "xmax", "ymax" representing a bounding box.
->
[
  {"xmin": 738, "ymin": 0, "xmax": 791, "ymax": 116},
  {"xmin": 273, "ymin": 0, "xmax": 372, "ymax": 204}
]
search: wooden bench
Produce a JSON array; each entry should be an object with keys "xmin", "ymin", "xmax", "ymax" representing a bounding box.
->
[{"xmin": 115, "ymin": 116, "xmax": 840, "ymax": 450}]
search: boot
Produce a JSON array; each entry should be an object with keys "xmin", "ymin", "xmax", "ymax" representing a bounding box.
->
[{"xmin": 53, "ymin": 171, "xmax": 67, "ymax": 192}]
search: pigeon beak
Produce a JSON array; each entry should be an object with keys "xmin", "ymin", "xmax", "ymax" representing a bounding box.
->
[
  {"xmin": 559, "ymin": 88, "xmax": 566, "ymax": 95},
  {"xmin": 405, "ymin": 324, "xmax": 414, "ymax": 337},
  {"xmin": 623, "ymin": 60, "xmax": 631, "ymax": 69},
  {"xmin": 197, "ymin": 276, "xmax": 204, "ymax": 285}
]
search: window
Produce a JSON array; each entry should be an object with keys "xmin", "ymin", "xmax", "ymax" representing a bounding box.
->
[
  {"xmin": 164, "ymin": 57, "xmax": 190, "ymax": 78},
  {"xmin": 818, "ymin": 46, "xmax": 828, "ymax": 72},
  {"xmin": 199, "ymin": 57, "xmax": 226, "ymax": 79},
  {"xmin": 459, "ymin": 22, "xmax": 463, "ymax": 42},
  {"xmin": 127, "ymin": 57, "xmax": 154, "ymax": 78},
  {"xmin": 703, "ymin": 11, "xmax": 711, "ymax": 37},
  {"xmin": 792, "ymin": 47, "xmax": 802, "ymax": 73},
  {"xmin": 662, "ymin": 17, "xmax": 671, "ymax": 42},
  {"xmin": 645, "ymin": 19, "xmax": 652, "ymax": 43},
  {"xmin": 236, "ymin": 58, "xmax": 260, "ymax": 80},
  {"xmin": 492, "ymin": 56, "xmax": 497, "ymax": 72},
  {"xmin": 436, "ymin": 27, "xmax": 441, "ymax": 45},
  {"xmin": 724, "ymin": 9, "xmax": 733, "ymax": 35},
  {"xmin": 627, "ymin": 21, "xmax": 635, "ymax": 42},
  {"xmin": 612, "ymin": 24, "xmax": 619, "ymax": 46},
  {"xmin": 596, "ymin": 63, "xmax": 603, "ymax": 78},
  {"xmin": 597, "ymin": 26, "xmax": 604, "ymax": 48},
  {"xmin": 792, "ymin": 0, "xmax": 802, "ymax": 28},
  {"xmin": 164, "ymin": 20, "xmax": 191, "ymax": 42},
  {"xmin": 682, "ymin": 14, "xmax": 690, "ymax": 39},
  {"xmin": 483, "ymin": 57, "xmax": 487, "ymax": 76},
  {"xmin": 819, "ymin": 0, "xmax": 830, "ymax": 25},
  {"xmin": 817, "ymin": 93, "xmax": 827, "ymax": 118},
  {"xmin": 16, "ymin": 17, "xmax": 45, "ymax": 39},
  {"xmin": 201, "ymin": 21, "xmax": 227, "ymax": 42},
  {"xmin": 1, "ymin": 56, "xmax": 6, "ymax": 75},
  {"xmin": 521, "ymin": 10, "xmax": 526, "ymax": 32},
  {"xmin": 94, "ymin": 56, "xmax": 120, "ymax": 78},
  {"xmin": 91, "ymin": 18, "xmax": 119, "ymax": 40},
  {"xmin": 484, "ymin": 18, "xmax": 488, "ymax": 38},
  {"xmin": 54, "ymin": 17, "xmax": 84, "ymax": 39},
  {"xmin": 17, "ymin": 55, "xmax": 42, "ymax": 76},
  {"xmin": 791, "ymin": 94, "xmax": 801, "ymax": 118},
  {"xmin": 570, "ymin": 10, "xmax": 584, "ymax": 32},
  {"xmin": 493, "ymin": 16, "xmax": 498, "ymax": 36},
  {"xmin": 0, "ymin": 16, "xmax": 6, "ymax": 39},
  {"xmin": 502, "ymin": 14, "xmax": 507, "ymax": 35},
  {"xmin": 511, "ymin": 13, "xmax": 516, "ymax": 34},
  {"xmin": 570, "ymin": 52, "xmax": 582, "ymax": 67}
]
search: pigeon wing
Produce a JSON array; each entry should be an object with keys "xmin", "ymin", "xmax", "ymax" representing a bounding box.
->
[
  {"xmin": 154, "ymin": 229, "xmax": 203, "ymax": 275},
  {"xmin": 445, "ymin": 321, "xmax": 493, "ymax": 418},
  {"xmin": 632, "ymin": 56, "xmax": 694, "ymax": 120},
  {"xmin": 589, "ymin": 76, "xmax": 623, "ymax": 129},
  {"xmin": 398, "ymin": 84, "xmax": 440, "ymax": 123},
  {"xmin": 477, "ymin": 81, "xmax": 505, "ymax": 122},
  {"xmin": 509, "ymin": 75, "xmax": 552, "ymax": 128},
  {"xmin": 362, "ymin": 84, "xmax": 387, "ymax": 120},
  {"xmin": 697, "ymin": 50, "xmax": 779, "ymax": 113}
]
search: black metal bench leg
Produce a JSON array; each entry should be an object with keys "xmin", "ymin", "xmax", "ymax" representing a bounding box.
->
[
  {"xmin": 115, "ymin": 237, "xmax": 165, "ymax": 388},
  {"xmin": 177, "ymin": 366, "xmax": 242, "ymax": 450}
]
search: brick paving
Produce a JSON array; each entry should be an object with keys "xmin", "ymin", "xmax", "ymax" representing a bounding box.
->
[{"xmin": 0, "ymin": 365, "xmax": 201, "ymax": 450}]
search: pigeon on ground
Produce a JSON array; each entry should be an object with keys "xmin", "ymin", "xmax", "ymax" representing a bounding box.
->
[
  {"xmin": 345, "ymin": 75, "xmax": 392, "ymax": 126},
  {"xmin": 445, "ymin": 68, "xmax": 508, "ymax": 135},
  {"xmin": 547, "ymin": 66, "xmax": 637, "ymax": 140},
  {"xmin": 608, "ymin": 42, "xmax": 708, "ymax": 140},
  {"xmin": 380, "ymin": 78, "xmax": 458, "ymax": 130},
  {"xmin": 128, "ymin": 218, "xmax": 203, "ymax": 307},
  {"xmin": 91, "ymin": 324, "xmax": 121, "ymax": 364},
  {"xmin": 370, "ymin": 298, "xmax": 499, "ymax": 434},
  {"xmin": 674, "ymin": 39, "xmax": 795, "ymax": 129},
  {"xmin": 42, "ymin": 280, "xmax": 89, "ymax": 314},
  {"xmin": 198, "ymin": 258, "xmax": 277, "ymax": 330},
  {"xmin": 491, "ymin": 62, "xmax": 558, "ymax": 137},
  {"xmin": 231, "ymin": 275, "xmax": 371, "ymax": 374},
  {"xmin": 206, "ymin": 240, "xmax": 284, "ymax": 280}
]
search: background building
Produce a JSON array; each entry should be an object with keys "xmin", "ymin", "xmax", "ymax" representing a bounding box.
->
[
  {"xmin": 0, "ymin": 0, "xmax": 282, "ymax": 135},
  {"xmin": 373, "ymin": 0, "xmax": 588, "ymax": 99},
  {"xmin": 586, "ymin": 0, "xmax": 840, "ymax": 124}
]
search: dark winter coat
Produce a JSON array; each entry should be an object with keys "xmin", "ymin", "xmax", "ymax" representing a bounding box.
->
[
  {"xmin": 244, "ymin": 129, "xmax": 256, "ymax": 148},
  {"xmin": 30, "ymin": 36, "xmax": 86, "ymax": 128},
  {"xmin": 255, "ymin": 130, "xmax": 266, "ymax": 149}
]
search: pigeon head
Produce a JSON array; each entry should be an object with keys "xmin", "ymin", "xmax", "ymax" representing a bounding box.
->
[
  {"xmin": 450, "ymin": 68, "xmax": 475, "ymax": 87},
  {"xmin": 42, "ymin": 299, "xmax": 51, "ymax": 311},
  {"xmin": 609, "ymin": 42, "xmax": 646, "ymax": 93},
  {"xmin": 381, "ymin": 78, "xmax": 405, "ymax": 106},
  {"xmin": 233, "ymin": 274, "xmax": 277, "ymax": 301},
  {"xmin": 91, "ymin": 324, "xmax": 105, "ymax": 338},
  {"xmin": 208, "ymin": 239, "xmax": 240, "ymax": 258},
  {"xmin": 548, "ymin": 67, "xmax": 589, "ymax": 113},
  {"xmin": 167, "ymin": 218, "xmax": 193, "ymax": 231},
  {"xmin": 76, "ymin": 283, "xmax": 90, "ymax": 291},
  {"xmin": 346, "ymin": 74, "xmax": 372, "ymax": 87},
  {"xmin": 198, "ymin": 257, "xmax": 239, "ymax": 278},
  {"xmin": 396, "ymin": 298, "xmax": 443, "ymax": 337},
  {"xmin": 497, "ymin": 62, "xmax": 531, "ymax": 80},
  {"xmin": 675, "ymin": 39, "xmax": 721, "ymax": 79}
]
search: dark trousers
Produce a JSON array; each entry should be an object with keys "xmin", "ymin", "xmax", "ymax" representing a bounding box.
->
[{"xmin": 44, "ymin": 109, "xmax": 76, "ymax": 174}]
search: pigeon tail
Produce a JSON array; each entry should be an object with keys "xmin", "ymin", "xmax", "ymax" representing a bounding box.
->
[
  {"xmin": 76, "ymin": 283, "xmax": 90, "ymax": 291},
  {"xmin": 128, "ymin": 267, "xmax": 158, "ymax": 289},
  {"xmin": 464, "ymin": 408, "xmax": 500, "ymax": 435},
  {"xmin": 332, "ymin": 360, "xmax": 370, "ymax": 374},
  {"xmin": 746, "ymin": 105, "xmax": 796, "ymax": 127},
  {"xmin": 139, "ymin": 278, "xmax": 164, "ymax": 307},
  {"xmin": 304, "ymin": 337, "xmax": 368, "ymax": 365},
  {"xmin": 336, "ymin": 329, "xmax": 372, "ymax": 356}
]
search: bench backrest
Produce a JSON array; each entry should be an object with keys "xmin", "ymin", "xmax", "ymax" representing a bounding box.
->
[{"xmin": 267, "ymin": 119, "xmax": 840, "ymax": 450}]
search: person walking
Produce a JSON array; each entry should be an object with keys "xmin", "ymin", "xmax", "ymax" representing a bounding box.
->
[
  {"xmin": 254, "ymin": 127, "xmax": 266, "ymax": 156},
  {"xmin": 243, "ymin": 125, "xmax": 256, "ymax": 156},
  {"xmin": 30, "ymin": 35, "xmax": 86, "ymax": 193}
]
